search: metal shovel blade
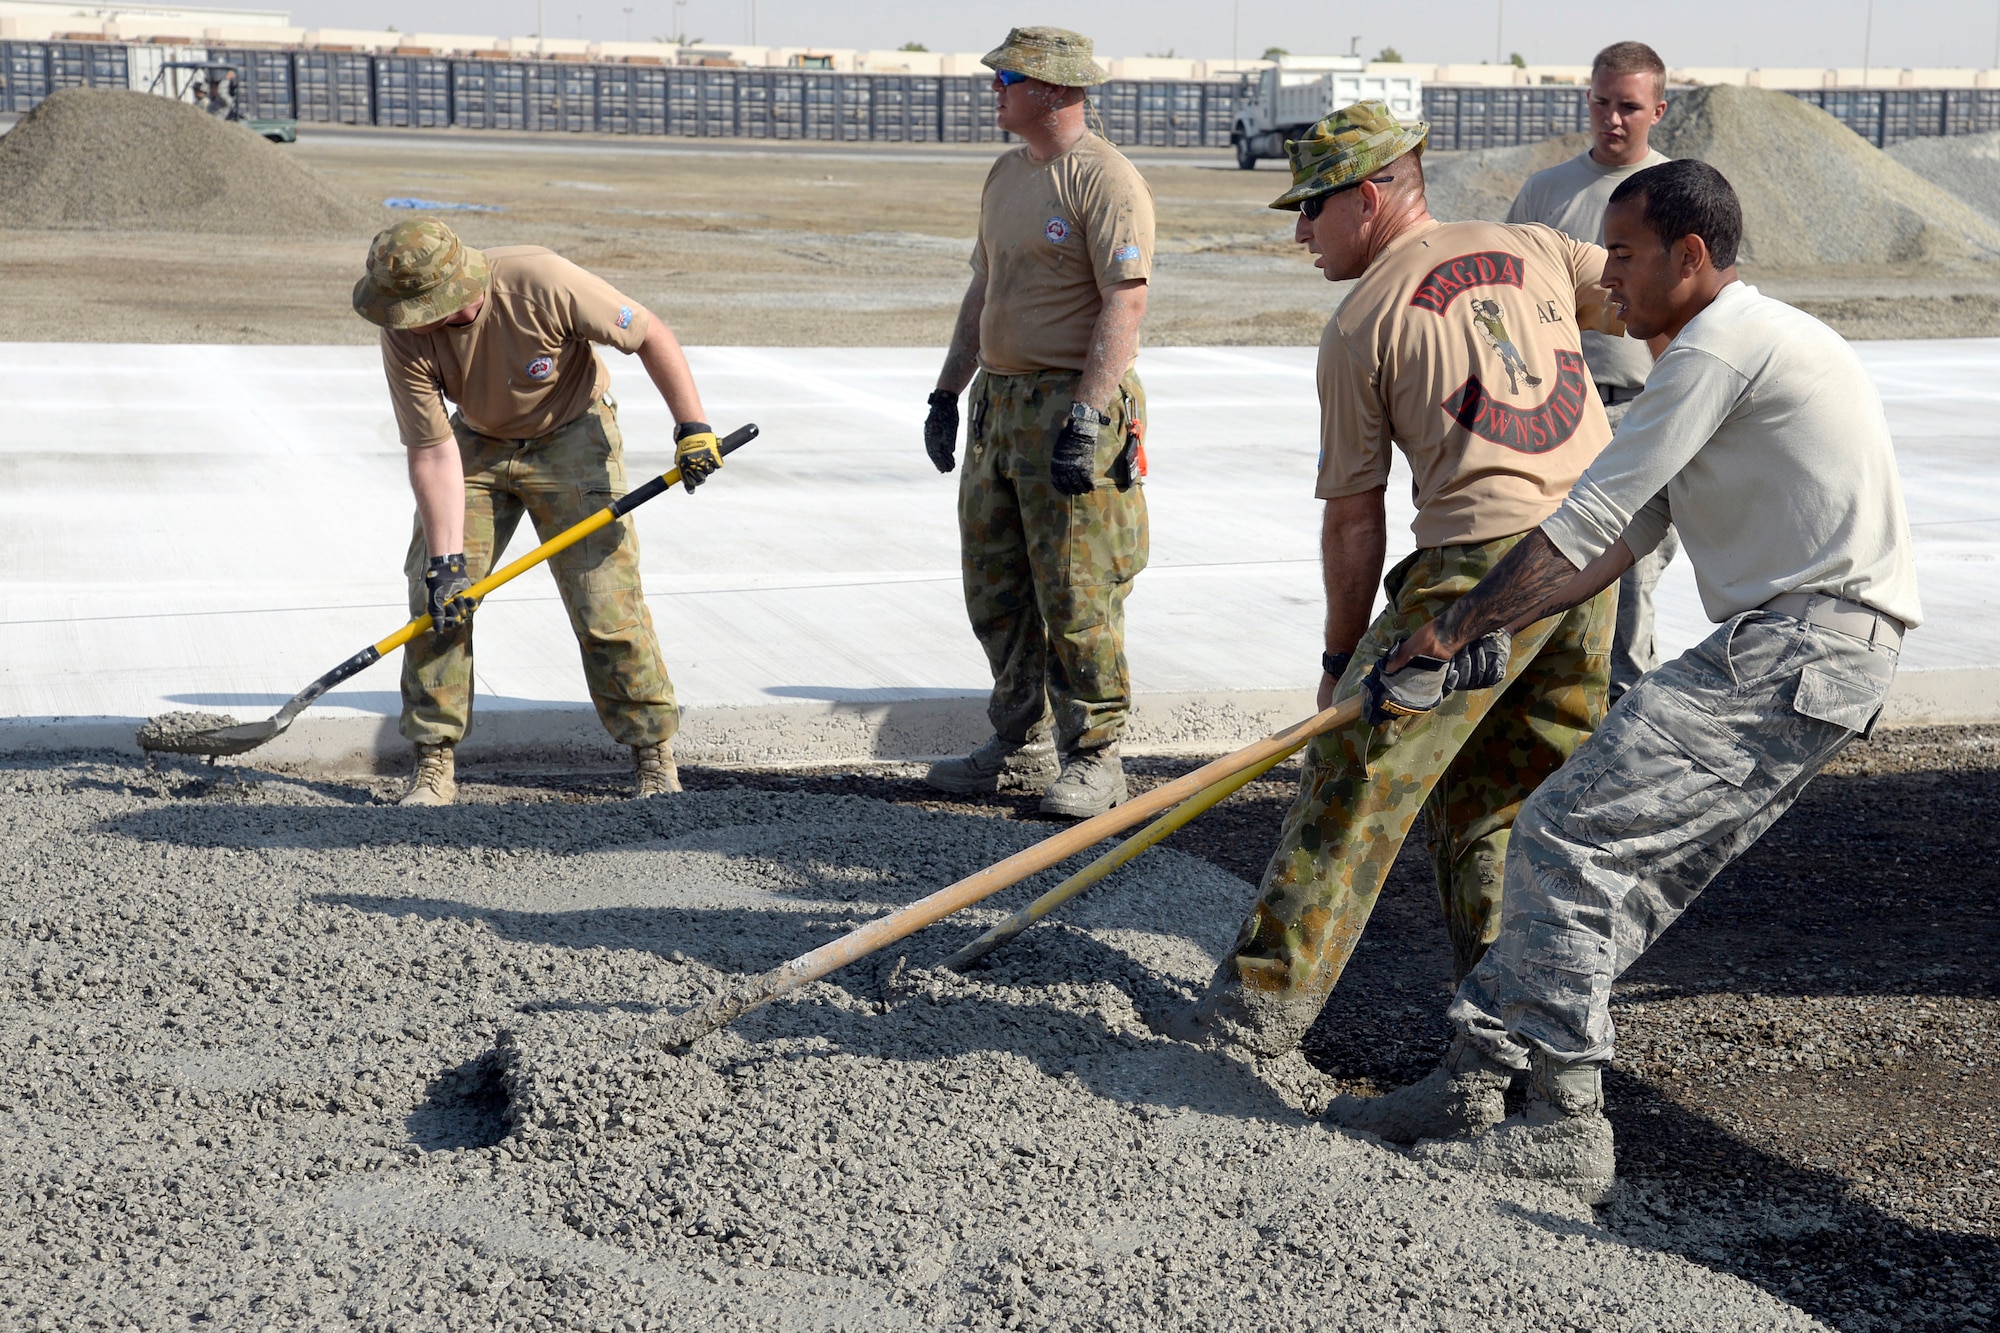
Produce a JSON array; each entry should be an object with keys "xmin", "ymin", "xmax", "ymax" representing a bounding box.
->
[{"xmin": 135, "ymin": 710, "xmax": 290, "ymax": 758}]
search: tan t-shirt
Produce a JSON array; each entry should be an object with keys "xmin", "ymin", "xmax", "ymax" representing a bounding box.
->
[
  {"xmin": 379, "ymin": 246, "xmax": 651, "ymax": 448},
  {"xmin": 1317, "ymin": 218, "xmax": 1624, "ymax": 548},
  {"xmin": 971, "ymin": 133, "xmax": 1154, "ymax": 376}
]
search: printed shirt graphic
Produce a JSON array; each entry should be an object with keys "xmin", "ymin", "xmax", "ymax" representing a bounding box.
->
[
  {"xmin": 1316, "ymin": 219, "xmax": 1625, "ymax": 548},
  {"xmin": 971, "ymin": 133, "xmax": 1155, "ymax": 376},
  {"xmin": 379, "ymin": 246, "xmax": 652, "ymax": 448}
]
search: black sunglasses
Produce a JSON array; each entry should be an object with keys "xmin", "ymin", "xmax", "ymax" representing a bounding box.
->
[{"xmin": 1300, "ymin": 173, "xmax": 1396, "ymax": 220}]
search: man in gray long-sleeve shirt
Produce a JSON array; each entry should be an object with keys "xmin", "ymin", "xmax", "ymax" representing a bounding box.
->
[
  {"xmin": 1507, "ymin": 40, "xmax": 1677, "ymax": 702},
  {"xmin": 1324, "ymin": 160, "xmax": 1920, "ymax": 1201}
]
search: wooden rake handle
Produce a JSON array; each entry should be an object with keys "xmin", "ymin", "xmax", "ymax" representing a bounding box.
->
[
  {"xmin": 634, "ymin": 695, "xmax": 1365, "ymax": 1052},
  {"xmin": 938, "ymin": 739, "xmax": 1305, "ymax": 972}
]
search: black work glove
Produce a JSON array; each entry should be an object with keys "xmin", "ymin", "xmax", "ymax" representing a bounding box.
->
[
  {"xmin": 1449, "ymin": 629, "xmax": 1514, "ymax": 694},
  {"xmin": 1050, "ymin": 409, "xmax": 1103, "ymax": 497},
  {"xmin": 1360, "ymin": 630, "xmax": 1513, "ymax": 727},
  {"xmin": 673, "ymin": 421, "xmax": 723, "ymax": 493},
  {"xmin": 924, "ymin": 390, "xmax": 959, "ymax": 473},
  {"xmin": 424, "ymin": 553, "xmax": 476, "ymax": 637}
]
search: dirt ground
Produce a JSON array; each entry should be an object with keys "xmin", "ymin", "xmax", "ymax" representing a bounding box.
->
[{"xmin": 2, "ymin": 126, "xmax": 1997, "ymax": 347}]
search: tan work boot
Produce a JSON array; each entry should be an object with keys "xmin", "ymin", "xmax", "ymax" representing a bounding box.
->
[
  {"xmin": 1038, "ymin": 743, "xmax": 1127, "ymax": 819},
  {"xmin": 398, "ymin": 742, "xmax": 457, "ymax": 807},
  {"xmin": 633, "ymin": 741, "xmax": 682, "ymax": 797},
  {"xmin": 1323, "ymin": 1036, "xmax": 1515, "ymax": 1144},
  {"xmin": 1412, "ymin": 1053, "xmax": 1616, "ymax": 1203},
  {"xmin": 925, "ymin": 732, "xmax": 1061, "ymax": 795}
]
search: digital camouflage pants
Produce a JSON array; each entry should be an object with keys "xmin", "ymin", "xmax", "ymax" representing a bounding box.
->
[
  {"xmin": 399, "ymin": 398, "xmax": 679, "ymax": 749},
  {"xmin": 959, "ymin": 368, "xmax": 1149, "ymax": 754},
  {"xmin": 1223, "ymin": 534, "xmax": 1616, "ymax": 1023},
  {"xmin": 1451, "ymin": 607, "xmax": 1898, "ymax": 1070}
]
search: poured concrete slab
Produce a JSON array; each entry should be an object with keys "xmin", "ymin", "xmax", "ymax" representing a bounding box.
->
[{"xmin": 2, "ymin": 341, "xmax": 1994, "ymax": 768}]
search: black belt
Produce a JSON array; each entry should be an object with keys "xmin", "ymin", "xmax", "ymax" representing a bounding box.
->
[{"xmin": 1597, "ymin": 383, "xmax": 1643, "ymax": 406}]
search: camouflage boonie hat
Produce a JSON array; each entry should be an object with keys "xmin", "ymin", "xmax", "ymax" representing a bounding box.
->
[
  {"xmin": 981, "ymin": 26, "xmax": 1109, "ymax": 87},
  {"xmin": 352, "ymin": 219, "xmax": 490, "ymax": 330},
  {"xmin": 1269, "ymin": 99, "xmax": 1430, "ymax": 211}
]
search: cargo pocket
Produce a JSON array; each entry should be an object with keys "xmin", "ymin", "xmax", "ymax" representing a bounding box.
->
[
  {"xmin": 1792, "ymin": 663, "xmax": 1886, "ymax": 735},
  {"xmin": 1559, "ymin": 701, "xmax": 1756, "ymax": 859}
]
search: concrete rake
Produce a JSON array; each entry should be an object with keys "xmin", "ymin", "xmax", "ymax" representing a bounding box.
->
[
  {"xmin": 626, "ymin": 695, "xmax": 1365, "ymax": 1053},
  {"xmin": 136, "ymin": 423, "xmax": 759, "ymax": 760}
]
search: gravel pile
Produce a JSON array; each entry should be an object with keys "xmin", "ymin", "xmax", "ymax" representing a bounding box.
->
[
  {"xmin": 0, "ymin": 758, "xmax": 1830, "ymax": 1330},
  {"xmin": 1890, "ymin": 129, "xmax": 2000, "ymax": 228},
  {"xmin": 1422, "ymin": 132, "xmax": 1592, "ymax": 224},
  {"xmin": 0, "ymin": 88, "xmax": 377, "ymax": 235},
  {"xmin": 1651, "ymin": 85, "xmax": 2000, "ymax": 269},
  {"xmin": 1422, "ymin": 88, "xmax": 2000, "ymax": 272}
]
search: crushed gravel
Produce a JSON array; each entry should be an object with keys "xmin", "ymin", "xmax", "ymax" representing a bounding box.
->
[
  {"xmin": 0, "ymin": 88, "xmax": 378, "ymax": 235},
  {"xmin": 1891, "ymin": 129, "xmax": 2000, "ymax": 229},
  {"xmin": 1424, "ymin": 88, "xmax": 2000, "ymax": 274},
  {"xmin": 2, "ymin": 756, "xmax": 1849, "ymax": 1330}
]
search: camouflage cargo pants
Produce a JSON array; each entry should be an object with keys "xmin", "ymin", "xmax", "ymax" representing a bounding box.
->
[
  {"xmin": 1451, "ymin": 608, "xmax": 1899, "ymax": 1068},
  {"xmin": 399, "ymin": 398, "xmax": 679, "ymax": 749},
  {"xmin": 1224, "ymin": 534, "xmax": 1616, "ymax": 1019},
  {"xmin": 959, "ymin": 368, "xmax": 1149, "ymax": 754}
]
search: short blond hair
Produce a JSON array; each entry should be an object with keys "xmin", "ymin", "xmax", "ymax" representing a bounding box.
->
[{"xmin": 1592, "ymin": 41, "xmax": 1666, "ymax": 102}]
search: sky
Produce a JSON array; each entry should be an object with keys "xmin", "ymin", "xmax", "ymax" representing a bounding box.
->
[{"xmin": 281, "ymin": 0, "xmax": 2000, "ymax": 70}]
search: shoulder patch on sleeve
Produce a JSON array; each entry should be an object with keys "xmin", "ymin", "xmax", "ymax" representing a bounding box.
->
[
  {"xmin": 617, "ymin": 305, "xmax": 634, "ymax": 329},
  {"xmin": 1112, "ymin": 244, "xmax": 1141, "ymax": 262}
]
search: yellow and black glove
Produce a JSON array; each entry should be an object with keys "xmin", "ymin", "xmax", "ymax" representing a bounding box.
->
[
  {"xmin": 673, "ymin": 421, "xmax": 724, "ymax": 493},
  {"xmin": 423, "ymin": 553, "xmax": 477, "ymax": 638}
]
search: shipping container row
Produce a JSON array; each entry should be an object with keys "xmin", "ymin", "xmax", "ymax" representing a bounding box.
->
[
  {"xmin": 3, "ymin": 41, "xmax": 1997, "ymax": 151},
  {"xmin": 1425, "ymin": 82, "xmax": 2000, "ymax": 150}
]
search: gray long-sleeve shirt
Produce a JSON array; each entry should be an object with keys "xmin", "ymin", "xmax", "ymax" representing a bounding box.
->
[{"xmin": 1541, "ymin": 281, "xmax": 1922, "ymax": 628}]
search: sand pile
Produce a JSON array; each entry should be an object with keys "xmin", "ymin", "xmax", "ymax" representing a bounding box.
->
[
  {"xmin": 1891, "ymin": 129, "xmax": 2000, "ymax": 229},
  {"xmin": 0, "ymin": 758, "xmax": 1835, "ymax": 1330},
  {"xmin": 0, "ymin": 88, "xmax": 377, "ymax": 235}
]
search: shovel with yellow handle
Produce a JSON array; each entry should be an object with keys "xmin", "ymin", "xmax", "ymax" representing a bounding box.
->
[{"xmin": 137, "ymin": 423, "xmax": 759, "ymax": 759}]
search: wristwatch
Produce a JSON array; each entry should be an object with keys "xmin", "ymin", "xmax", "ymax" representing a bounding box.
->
[{"xmin": 1067, "ymin": 401, "xmax": 1109, "ymax": 435}]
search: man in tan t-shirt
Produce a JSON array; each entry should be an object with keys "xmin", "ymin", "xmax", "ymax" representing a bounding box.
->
[
  {"xmin": 920, "ymin": 26, "xmax": 1154, "ymax": 820},
  {"xmin": 1172, "ymin": 101, "xmax": 1629, "ymax": 1063},
  {"xmin": 352, "ymin": 218, "xmax": 724, "ymax": 806}
]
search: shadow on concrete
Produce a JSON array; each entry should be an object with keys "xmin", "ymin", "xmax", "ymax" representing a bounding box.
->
[{"xmin": 758, "ymin": 685, "xmax": 986, "ymax": 702}]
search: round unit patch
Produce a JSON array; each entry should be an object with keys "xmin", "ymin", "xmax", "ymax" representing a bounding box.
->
[
  {"xmin": 525, "ymin": 355, "xmax": 555, "ymax": 380},
  {"xmin": 1045, "ymin": 216, "xmax": 1070, "ymax": 245}
]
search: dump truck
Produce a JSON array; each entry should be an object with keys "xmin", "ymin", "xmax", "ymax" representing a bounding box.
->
[{"xmin": 1230, "ymin": 56, "xmax": 1425, "ymax": 169}]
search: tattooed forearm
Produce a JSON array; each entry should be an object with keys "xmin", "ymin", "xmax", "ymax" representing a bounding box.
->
[{"xmin": 1432, "ymin": 531, "xmax": 1584, "ymax": 650}]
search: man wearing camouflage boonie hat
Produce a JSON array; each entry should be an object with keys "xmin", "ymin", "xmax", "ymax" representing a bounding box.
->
[
  {"xmin": 920, "ymin": 26, "xmax": 1156, "ymax": 819},
  {"xmin": 1172, "ymin": 101, "xmax": 1636, "ymax": 1076},
  {"xmin": 354, "ymin": 218, "xmax": 725, "ymax": 806}
]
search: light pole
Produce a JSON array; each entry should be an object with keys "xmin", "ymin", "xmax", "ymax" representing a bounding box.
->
[
  {"xmin": 1861, "ymin": 0, "xmax": 1874, "ymax": 87},
  {"xmin": 536, "ymin": 0, "xmax": 545, "ymax": 56},
  {"xmin": 624, "ymin": 6, "xmax": 633, "ymax": 41},
  {"xmin": 1495, "ymin": 0, "xmax": 1503, "ymax": 65},
  {"xmin": 1231, "ymin": 0, "xmax": 1239, "ymax": 66}
]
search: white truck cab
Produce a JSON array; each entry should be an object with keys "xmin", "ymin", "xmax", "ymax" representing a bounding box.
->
[{"xmin": 1231, "ymin": 56, "xmax": 1426, "ymax": 169}]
